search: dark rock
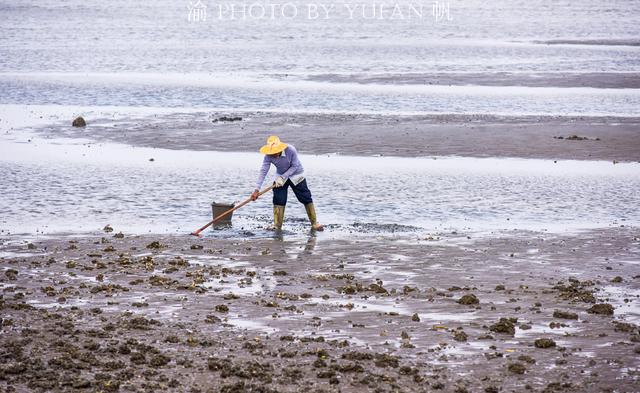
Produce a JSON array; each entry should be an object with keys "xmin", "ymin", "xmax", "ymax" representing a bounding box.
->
[
  {"xmin": 374, "ymin": 353, "xmax": 399, "ymax": 368},
  {"xmin": 4, "ymin": 268, "xmax": 18, "ymax": 280},
  {"xmin": 534, "ymin": 338, "xmax": 556, "ymax": 348},
  {"xmin": 517, "ymin": 355, "xmax": 536, "ymax": 364},
  {"xmin": 508, "ymin": 362, "xmax": 526, "ymax": 374},
  {"xmin": 149, "ymin": 354, "xmax": 170, "ymax": 367},
  {"xmin": 612, "ymin": 321, "xmax": 638, "ymax": 333},
  {"xmin": 453, "ymin": 330, "xmax": 468, "ymax": 342},
  {"xmin": 553, "ymin": 310, "xmax": 578, "ymax": 320},
  {"xmin": 489, "ymin": 318, "xmax": 517, "ymax": 335},
  {"xmin": 72, "ymin": 116, "xmax": 86, "ymax": 127},
  {"xmin": 342, "ymin": 352, "xmax": 373, "ymax": 361},
  {"xmin": 587, "ymin": 303, "xmax": 614, "ymax": 316},
  {"xmin": 457, "ymin": 294, "xmax": 479, "ymax": 305},
  {"xmin": 146, "ymin": 241, "xmax": 164, "ymax": 249},
  {"xmin": 212, "ymin": 116, "xmax": 242, "ymax": 123},
  {"xmin": 553, "ymin": 279, "xmax": 596, "ymax": 303},
  {"xmin": 565, "ymin": 135, "xmax": 588, "ymax": 141}
]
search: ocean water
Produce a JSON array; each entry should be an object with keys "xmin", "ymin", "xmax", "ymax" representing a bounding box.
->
[{"xmin": 1, "ymin": 0, "xmax": 640, "ymax": 115}]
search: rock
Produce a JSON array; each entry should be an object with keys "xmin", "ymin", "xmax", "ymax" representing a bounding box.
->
[
  {"xmin": 130, "ymin": 352, "xmax": 146, "ymax": 364},
  {"xmin": 374, "ymin": 353, "xmax": 400, "ymax": 368},
  {"xmin": 610, "ymin": 276, "xmax": 623, "ymax": 283},
  {"xmin": 124, "ymin": 316, "xmax": 160, "ymax": 330},
  {"xmin": 453, "ymin": 330, "xmax": 468, "ymax": 342},
  {"xmin": 190, "ymin": 244, "xmax": 203, "ymax": 250},
  {"xmin": 146, "ymin": 241, "xmax": 164, "ymax": 249},
  {"xmin": 565, "ymin": 135, "xmax": 588, "ymax": 141},
  {"xmin": 534, "ymin": 338, "xmax": 556, "ymax": 348},
  {"xmin": 4, "ymin": 268, "xmax": 18, "ymax": 280},
  {"xmin": 103, "ymin": 224, "xmax": 113, "ymax": 233},
  {"xmin": 205, "ymin": 314, "xmax": 221, "ymax": 324},
  {"xmin": 149, "ymin": 354, "xmax": 170, "ymax": 367},
  {"xmin": 517, "ymin": 355, "xmax": 536, "ymax": 364},
  {"xmin": 489, "ymin": 318, "xmax": 517, "ymax": 335},
  {"xmin": 113, "ymin": 232, "xmax": 124, "ymax": 239},
  {"xmin": 72, "ymin": 116, "xmax": 86, "ymax": 127},
  {"xmin": 507, "ymin": 362, "xmax": 526, "ymax": 374},
  {"xmin": 553, "ymin": 310, "xmax": 578, "ymax": 320},
  {"xmin": 587, "ymin": 303, "xmax": 614, "ymax": 316},
  {"xmin": 457, "ymin": 294, "xmax": 479, "ymax": 305},
  {"xmin": 367, "ymin": 282, "xmax": 388, "ymax": 294},
  {"xmin": 215, "ymin": 304, "xmax": 229, "ymax": 313},
  {"xmin": 495, "ymin": 284, "xmax": 505, "ymax": 291},
  {"xmin": 212, "ymin": 116, "xmax": 242, "ymax": 123},
  {"xmin": 612, "ymin": 321, "xmax": 638, "ymax": 333},
  {"xmin": 411, "ymin": 313, "xmax": 420, "ymax": 322},
  {"xmin": 553, "ymin": 279, "xmax": 596, "ymax": 303}
]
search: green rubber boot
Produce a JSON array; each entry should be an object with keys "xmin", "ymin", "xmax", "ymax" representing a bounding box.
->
[
  {"xmin": 305, "ymin": 203, "xmax": 324, "ymax": 231},
  {"xmin": 270, "ymin": 205, "xmax": 285, "ymax": 231}
]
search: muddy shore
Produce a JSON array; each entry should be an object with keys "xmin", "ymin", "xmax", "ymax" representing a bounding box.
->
[
  {"xmin": 1, "ymin": 227, "xmax": 639, "ymax": 392},
  {"xmin": 35, "ymin": 112, "xmax": 640, "ymax": 162}
]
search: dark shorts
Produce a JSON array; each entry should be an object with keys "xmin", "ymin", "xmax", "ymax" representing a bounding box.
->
[{"xmin": 273, "ymin": 178, "xmax": 313, "ymax": 206}]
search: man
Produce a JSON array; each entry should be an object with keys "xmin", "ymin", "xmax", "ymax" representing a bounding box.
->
[{"xmin": 251, "ymin": 135, "xmax": 324, "ymax": 231}]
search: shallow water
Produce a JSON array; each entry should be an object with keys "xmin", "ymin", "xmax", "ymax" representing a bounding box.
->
[{"xmin": 1, "ymin": 127, "xmax": 638, "ymax": 236}]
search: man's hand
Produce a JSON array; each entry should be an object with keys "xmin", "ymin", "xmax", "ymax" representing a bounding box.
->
[
  {"xmin": 274, "ymin": 176, "xmax": 285, "ymax": 188},
  {"xmin": 250, "ymin": 189, "xmax": 260, "ymax": 201}
]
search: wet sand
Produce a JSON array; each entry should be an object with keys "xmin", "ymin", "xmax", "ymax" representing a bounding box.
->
[
  {"xmin": 306, "ymin": 72, "xmax": 640, "ymax": 89},
  {"xmin": 1, "ymin": 227, "xmax": 639, "ymax": 392},
  {"xmin": 36, "ymin": 112, "xmax": 640, "ymax": 162}
]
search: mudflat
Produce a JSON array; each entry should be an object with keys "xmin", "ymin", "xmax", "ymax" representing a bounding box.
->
[
  {"xmin": 1, "ymin": 227, "xmax": 638, "ymax": 392},
  {"xmin": 38, "ymin": 112, "xmax": 640, "ymax": 162}
]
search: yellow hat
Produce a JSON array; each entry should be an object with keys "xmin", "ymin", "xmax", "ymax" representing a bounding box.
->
[{"xmin": 259, "ymin": 135, "xmax": 288, "ymax": 155}]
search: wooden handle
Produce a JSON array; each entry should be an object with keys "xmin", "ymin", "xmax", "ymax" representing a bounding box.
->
[{"xmin": 191, "ymin": 184, "xmax": 275, "ymax": 236}]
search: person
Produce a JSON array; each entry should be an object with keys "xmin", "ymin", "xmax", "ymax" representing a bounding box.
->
[{"xmin": 251, "ymin": 135, "xmax": 324, "ymax": 231}]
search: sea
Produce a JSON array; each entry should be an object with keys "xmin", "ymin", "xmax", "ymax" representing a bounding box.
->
[{"xmin": 1, "ymin": 0, "xmax": 640, "ymax": 115}]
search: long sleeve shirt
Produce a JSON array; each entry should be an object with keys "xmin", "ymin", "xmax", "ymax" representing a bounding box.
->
[{"xmin": 255, "ymin": 145, "xmax": 304, "ymax": 190}]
